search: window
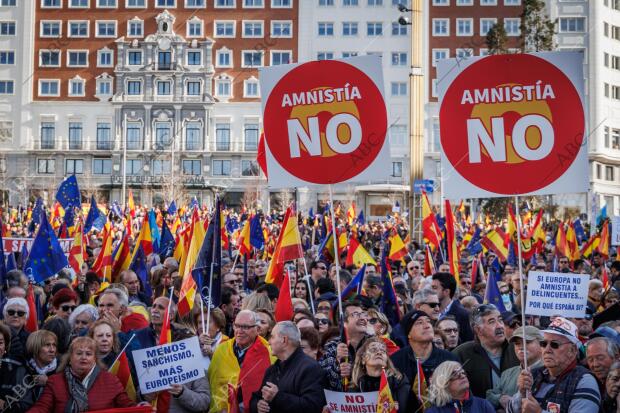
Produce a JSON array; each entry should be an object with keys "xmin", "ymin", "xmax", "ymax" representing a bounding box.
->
[
  {"xmin": 612, "ymin": 55, "xmax": 620, "ymax": 70},
  {"xmin": 96, "ymin": 21, "xmax": 116, "ymax": 37},
  {"xmin": 42, "ymin": 0, "xmax": 61, "ymax": 7},
  {"xmin": 392, "ymin": 22, "xmax": 407, "ymax": 36},
  {"xmin": 242, "ymin": 51, "xmax": 263, "ymax": 67},
  {"xmin": 158, "ymin": 51, "xmax": 171, "ymax": 70},
  {"xmin": 93, "ymin": 158, "xmax": 112, "ymax": 174},
  {"xmin": 41, "ymin": 21, "xmax": 61, "ymax": 37},
  {"xmin": 126, "ymin": 123, "xmax": 141, "ymax": 149},
  {"xmin": 97, "ymin": 0, "xmax": 116, "ymax": 6},
  {"xmin": 215, "ymin": 0, "xmax": 234, "ymax": 6},
  {"xmin": 368, "ymin": 0, "xmax": 383, "ymax": 5},
  {"xmin": 432, "ymin": 19, "xmax": 449, "ymax": 36},
  {"xmin": 0, "ymin": 22, "xmax": 15, "ymax": 35},
  {"xmin": 0, "ymin": 80, "xmax": 13, "ymax": 94},
  {"xmin": 391, "ymin": 82, "xmax": 407, "ymax": 96},
  {"xmin": 343, "ymin": 0, "xmax": 358, "ymax": 4},
  {"xmin": 456, "ymin": 18, "xmax": 473, "ymax": 36},
  {"xmin": 596, "ymin": 163, "xmax": 602, "ymax": 180},
  {"xmin": 182, "ymin": 160, "xmax": 201, "ymax": 175},
  {"xmin": 244, "ymin": 80, "xmax": 259, "ymax": 97},
  {"xmin": 128, "ymin": 51, "xmax": 142, "ymax": 65},
  {"xmin": 98, "ymin": 49, "xmax": 113, "ymax": 67},
  {"xmin": 504, "ymin": 0, "xmax": 519, "ymax": 4},
  {"xmin": 271, "ymin": 21, "xmax": 292, "ymax": 37},
  {"xmin": 216, "ymin": 123, "xmax": 230, "ymax": 150},
  {"xmin": 187, "ymin": 20, "xmax": 203, "ymax": 37},
  {"xmin": 186, "ymin": 0, "xmax": 205, "ymax": 6},
  {"xmin": 390, "ymin": 125, "xmax": 407, "ymax": 146},
  {"xmin": 0, "ymin": 51, "xmax": 14, "ymax": 65},
  {"xmin": 342, "ymin": 52, "xmax": 358, "ymax": 58},
  {"xmin": 66, "ymin": 159, "xmax": 84, "ymax": 174},
  {"xmin": 272, "ymin": 0, "xmax": 291, "ymax": 6},
  {"xmin": 242, "ymin": 160, "xmax": 259, "ymax": 176},
  {"xmin": 319, "ymin": 0, "xmax": 334, "ymax": 4},
  {"xmin": 244, "ymin": 123, "xmax": 259, "ymax": 150},
  {"xmin": 67, "ymin": 51, "xmax": 88, "ymax": 67},
  {"xmin": 317, "ymin": 52, "xmax": 334, "ymax": 60},
  {"xmin": 40, "ymin": 122, "xmax": 55, "ymax": 149},
  {"xmin": 318, "ymin": 22, "xmax": 334, "ymax": 36},
  {"xmin": 480, "ymin": 18, "xmax": 497, "ymax": 36},
  {"xmin": 432, "ymin": 79, "xmax": 438, "ymax": 98},
  {"xmin": 97, "ymin": 78, "xmax": 112, "ymax": 95},
  {"xmin": 614, "ymin": 85, "xmax": 620, "ymax": 100},
  {"xmin": 391, "ymin": 162, "xmax": 402, "ymax": 177},
  {"xmin": 212, "ymin": 160, "xmax": 231, "ymax": 176},
  {"xmin": 0, "ymin": 0, "xmax": 16, "ymax": 5},
  {"xmin": 70, "ymin": 0, "xmax": 89, "ymax": 6},
  {"xmin": 367, "ymin": 22, "xmax": 383, "ymax": 36},
  {"xmin": 128, "ymin": 20, "xmax": 143, "ymax": 37},
  {"xmin": 612, "ymin": 127, "xmax": 620, "ymax": 149},
  {"xmin": 271, "ymin": 51, "xmax": 291, "ymax": 65},
  {"xmin": 152, "ymin": 159, "xmax": 170, "ymax": 175},
  {"xmin": 559, "ymin": 17, "xmax": 586, "ymax": 33},
  {"xmin": 216, "ymin": 49, "xmax": 232, "ymax": 67},
  {"xmin": 156, "ymin": 0, "xmax": 175, "ymax": 5},
  {"xmin": 187, "ymin": 81, "xmax": 201, "ymax": 95},
  {"xmin": 126, "ymin": 159, "xmax": 142, "ymax": 175},
  {"xmin": 244, "ymin": 0, "xmax": 263, "ymax": 6},
  {"xmin": 391, "ymin": 52, "xmax": 407, "ymax": 66},
  {"xmin": 432, "ymin": 49, "xmax": 448, "ymax": 66},
  {"xmin": 456, "ymin": 48, "xmax": 473, "ymax": 59},
  {"xmin": 39, "ymin": 80, "xmax": 59, "ymax": 96},
  {"xmin": 37, "ymin": 159, "xmax": 55, "ymax": 174},
  {"xmin": 97, "ymin": 123, "xmax": 112, "ymax": 150},
  {"xmin": 185, "ymin": 123, "xmax": 202, "ymax": 150},
  {"xmin": 69, "ymin": 78, "xmax": 85, "ymax": 96},
  {"xmin": 40, "ymin": 50, "xmax": 60, "ymax": 67},
  {"xmin": 69, "ymin": 21, "xmax": 88, "ymax": 37},
  {"xmin": 157, "ymin": 80, "xmax": 172, "ymax": 95},
  {"xmin": 433, "ymin": 0, "xmax": 448, "ymax": 4},
  {"xmin": 243, "ymin": 21, "xmax": 263, "ymax": 37},
  {"xmin": 606, "ymin": 166, "xmax": 615, "ymax": 181},
  {"xmin": 126, "ymin": 0, "xmax": 146, "ymax": 6},
  {"xmin": 155, "ymin": 122, "xmax": 171, "ymax": 149},
  {"xmin": 0, "ymin": 121, "xmax": 11, "ymax": 142},
  {"xmin": 215, "ymin": 21, "xmax": 235, "ymax": 37},
  {"xmin": 342, "ymin": 22, "xmax": 358, "ymax": 36},
  {"xmin": 480, "ymin": 0, "xmax": 497, "ymax": 4},
  {"xmin": 504, "ymin": 18, "xmax": 520, "ymax": 36},
  {"xmin": 456, "ymin": 0, "xmax": 472, "ymax": 4},
  {"xmin": 216, "ymin": 78, "xmax": 231, "ymax": 96},
  {"xmin": 187, "ymin": 51, "xmax": 201, "ymax": 65},
  {"xmin": 67, "ymin": 122, "xmax": 83, "ymax": 149}
]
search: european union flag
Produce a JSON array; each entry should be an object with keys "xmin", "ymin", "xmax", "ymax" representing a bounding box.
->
[
  {"xmin": 380, "ymin": 248, "xmax": 401, "ymax": 326},
  {"xmin": 249, "ymin": 214, "xmax": 264, "ymax": 250},
  {"xmin": 573, "ymin": 219, "xmax": 586, "ymax": 244},
  {"xmin": 507, "ymin": 242, "xmax": 517, "ymax": 266},
  {"xmin": 84, "ymin": 195, "xmax": 106, "ymax": 233},
  {"xmin": 357, "ymin": 210, "xmax": 365, "ymax": 225},
  {"xmin": 158, "ymin": 219, "xmax": 175, "ymax": 260},
  {"xmin": 189, "ymin": 197, "xmax": 199, "ymax": 211},
  {"xmin": 466, "ymin": 227, "xmax": 482, "ymax": 255},
  {"xmin": 24, "ymin": 210, "xmax": 69, "ymax": 283},
  {"xmin": 110, "ymin": 201, "xmax": 123, "ymax": 219},
  {"xmin": 226, "ymin": 215, "xmax": 239, "ymax": 234},
  {"xmin": 484, "ymin": 268, "xmax": 507, "ymax": 312},
  {"xmin": 6, "ymin": 252, "xmax": 16, "ymax": 272},
  {"xmin": 340, "ymin": 265, "xmax": 366, "ymax": 301},
  {"xmin": 167, "ymin": 200, "xmax": 177, "ymax": 216},
  {"xmin": 55, "ymin": 175, "xmax": 81, "ymax": 211},
  {"xmin": 28, "ymin": 198, "xmax": 43, "ymax": 235},
  {"xmin": 130, "ymin": 245, "xmax": 151, "ymax": 299}
]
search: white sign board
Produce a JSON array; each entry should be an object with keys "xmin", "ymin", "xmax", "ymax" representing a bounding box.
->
[
  {"xmin": 324, "ymin": 390, "xmax": 378, "ymax": 413},
  {"xmin": 612, "ymin": 216, "xmax": 620, "ymax": 246},
  {"xmin": 525, "ymin": 271, "xmax": 589, "ymax": 318},
  {"xmin": 132, "ymin": 337, "xmax": 205, "ymax": 394}
]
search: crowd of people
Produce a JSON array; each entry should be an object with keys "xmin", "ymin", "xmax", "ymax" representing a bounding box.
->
[{"xmin": 0, "ymin": 201, "xmax": 619, "ymax": 413}]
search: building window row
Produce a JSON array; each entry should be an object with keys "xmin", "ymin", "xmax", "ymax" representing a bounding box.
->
[
  {"xmin": 213, "ymin": 49, "xmax": 292, "ymax": 68},
  {"xmin": 604, "ymin": 126, "xmax": 620, "ymax": 150},
  {"xmin": 214, "ymin": 20, "xmax": 292, "ymax": 38},
  {"xmin": 604, "ymin": 82, "xmax": 620, "ymax": 101},
  {"xmin": 605, "ymin": 0, "xmax": 620, "ymax": 11},
  {"xmin": 595, "ymin": 163, "xmax": 617, "ymax": 182},
  {"xmin": 604, "ymin": 52, "xmax": 620, "ymax": 71},
  {"xmin": 37, "ymin": 77, "xmax": 113, "ymax": 97},
  {"xmin": 319, "ymin": 21, "xmax": 391, "ymax": 37},
  {"xmin": 318, "ymin": 0, "xmax": 414, "ymax": 6},
  {"xmin": 39, "ymin": 0, "xmax": 291, "ymax": 7},
  {"xmin": 432, "ymin": 0, "xmax": 520, "ymax": 5},
  {"xmin": 432, "ymin": 17, "xmax": 520, "ymax": 36}
]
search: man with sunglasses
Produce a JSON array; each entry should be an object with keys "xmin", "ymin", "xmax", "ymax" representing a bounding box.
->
[
  {"xmin": 453, "ymin": 303, "xmax": 519, "ymax": 398},
  {"xmin": 507, "ymin": 317, "xmax": 601, "ymax": 413},
  {"xmin": 307, "ymin": 260, "xmax": 328, "ymax": 297},
  {"xmin": 412, "ymin": 288, "xmax": 441, "ymax": 322}
]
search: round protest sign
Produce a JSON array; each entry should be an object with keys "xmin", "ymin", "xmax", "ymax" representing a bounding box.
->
[
  {"xmin": 439, "ymin": 53, "xmax": 585, "ymax": 196},
  {"xmin": 262, "ymin": 59, "xmax": 388, "ymax": 185}
]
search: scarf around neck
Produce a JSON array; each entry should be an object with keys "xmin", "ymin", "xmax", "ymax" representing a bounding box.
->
[
  {"xmin": 28, "ymin": 357, "xmax": 57, "ymax": 375},
  {"xmin": 64, "ymin": 364, "xmax": 100, "ymax": 413}
]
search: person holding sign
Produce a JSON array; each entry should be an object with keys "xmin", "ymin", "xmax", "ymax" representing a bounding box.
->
[
  {"xmin": 507, "ymin": 317, "xmax": 601, "ymax": 413},
  {"xmin": 249, "ymin": 321, "xmax": 327, "ymax": 413}
]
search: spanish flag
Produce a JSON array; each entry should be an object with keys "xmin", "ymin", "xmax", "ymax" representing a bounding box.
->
[
  {"xmin": 377, "ymin": 369, "xmax": 397, "ymax": 413},
  {"xmin": 112, "ymin": 230, "xmax": 132, "ymax": 282},
  {"xmin": 445, "ymin": 200, "xmax": 460, "ymax": 282},
  {"xmin": 127, "ymin": 190, "xmax": 136, "ymax": 218},
  {"xmin": 109, "ymin": 351, "xmax": 136, "ymax": 402},
  {"xmin": 481, "ymin": 229, "xmax": 509, "ymax": 261},
  {"xmin": 178, "ymin": 210, "xmax": 206, "ymax": 317},
  {"xmin": 92, "ymin": 223, "xmax": 113, "ymax": 282},
  {"xmin": 25, "ymin": 284, "xmax": 38, "ymax": 333},
  {"xmin": 68, "ymin": 219, "xmax": 86, "ymax": 275},
  {"xmin": 346, "ymin": 202, "xmax": 356, "ymax": 226},
  {"xmin": 345, "ymin": 237, "xmax": 377, "ymax": 268},
  {"xmin": 422, "ymin": 192, "xmax": 442, "ymax": 250},
  {"xmin": 598, "ymin": 220, "xmax": 610, "ymax": 259},
  {"xmin": 237, "ymin": 218, "xmax": 252, "ymax": 256},
  {"xmin": 265, "ymin": 207, "xmax": 292, "ymax": 287},
  {"xmin": 132, "ymin": 215, "xmax": 153, "ymax": 260},
  {"xmin": 276, "ymin": 205, "xmax": 303, "ymax": 263},
  {"xmin": 155, "ymin": 305, "xmax": 172, "ymax": 413},
  {"xmin": 581, "ymin": 234, "xmax": 600, "ymax": 258},
  {"xmin": 388, "ymin": 231, "xmax": 408, "ymax": 261},
  {"xmin": 412, "ymin": 359, "xmax": 430, "ymax": 410},
  {"xmin": 555, "ymin": 222, "xmax": 570, "ymax": 259},
  {"xmin": 424, "ymin": 245, "xmax": 435, "ymax": 276}
]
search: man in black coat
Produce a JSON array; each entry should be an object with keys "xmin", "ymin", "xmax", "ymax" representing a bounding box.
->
[
  {"xmin": 250, "ymin": 321, "xmax": 327, "ymax": 413},
  {"xmin": 432, "ymin": 272, "xmax": 474, "ymax": 342}
]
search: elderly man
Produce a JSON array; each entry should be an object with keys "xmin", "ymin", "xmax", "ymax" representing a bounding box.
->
[
  {"xmin": 487, "ymin": 326, "xmax": 543, "ymax": 411},
  {"xmin": 411, "ymin": 288, "xmax": 441, "ymax": 322},
  {"xmin": 507, "ymin": 317, "xmax": 601, "ymax": 413},
  {"xmin": 250, "ymin": 321, "xmax": 327, "ymax": 413},
  {"xmin": 120, "ymin": 269, "xmax": 151, "ymax": 306},
  {"xmin": 209, "ymin": 309, "xmax": 274, "ymax": 413},
  {"xmin": 437, "ymin": 316, "xmax": 460, "ymax": 350},
  {"xmin": 97, "ymin": 287, "xmax": 148, "ymax": 333},
  {"xmin": 586, "ymin": 336, "xmax": 619, "ymax": 396},
  {"xmin": 453, "ymin": 303, "xmax": 519, "ymax": 397}
]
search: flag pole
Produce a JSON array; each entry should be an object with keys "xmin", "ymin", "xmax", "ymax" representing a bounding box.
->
[
  {"xmin": 328, "ymin": 185, "xmax": 344, "ymax": 318},
  {"xmin": 108, "ymin": 333, "xmax": 136, "ymax": 371},
  {"xmin": 514, "ymin": 195, "xmax": 528, "ymax": 373},
  {"xmin": 205, "ymin": 198, "xmax": 219, "ymax": 335},
  {"xmin": 293, "ymin": 206, "xmax": 314, "ymax": 313}
]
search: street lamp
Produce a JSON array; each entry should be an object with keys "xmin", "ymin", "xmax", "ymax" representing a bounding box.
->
[{"xmin": 398, "ymin": 0, "xmax": 424, "ymax": 244}]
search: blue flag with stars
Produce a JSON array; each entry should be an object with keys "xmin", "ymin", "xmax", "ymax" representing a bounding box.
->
[
  {"xmin": 28, "ymin": 197, "xmax": 44, "ymax": 235},
  {"xmin": 84, "ymin": 195, "xmax": 106, "ymax": 233},
  {"xmin": 158, "ymin": 219, "xmax": 175, "ymax": 260},
  {"xmin": 55, "ymin": 175, "xmax": 81, "ymax": 211},
  {"xmin": 167, "ymin": 200, "xmax": 177, "ymax": 216},
  {"xmin": 484, "ymin": 265, "xmax": 507, "ymax": 312},
  {"xmin": 130, "ymin": 245, "xmax": 151, "ymax": 299},
  {"xmin": 24, "ymin": 210, "xmax": 69, "ymax": 283},
  {"xmin": 249, "ymin": 214, "xmax": 264, "ymax": 250}
]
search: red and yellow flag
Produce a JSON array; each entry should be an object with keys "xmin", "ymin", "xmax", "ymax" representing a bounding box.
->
[
  {"xmin": 388, "ymin": 232, "xmax": 408, "ymax": 261},
  {"xmin": 422, "ymin": 192, "xmax": 442, "ymax": 250},
  {"xmin": 276, "ymin": 205, "xmax": 303, "ymax": 263},
  {"xmin": 178, "ymin": 211, "xmax": 206, "ymax": 317},
  {"xmin": 345, "ymin": 237, "xmax": 377, "ymax": 268},
  {"xmin": 128, "ymin": 190, "xmax": 136, "ymax": 218},
  {"xmin": 598, "ymin": 220, "xmax": 610, "ymax": 259},
  {"xmin": 132, "ymin": 215, "xmax": 153, "ymax": 260},
  {"xmin": 481, "ymin": 229, "xmax": 509, "ymax": 261},
  {"xmin": 377, "ymin": 369, "xmax": 397, "ymax": 413},
  {"xmin": 274, "ymin": 272, "xmax": 293, "ymax": 322},
  {"xmin": 265, "ymin": 207, "xmax": 292, "ymax": 287},
  {"xmin": 346, "ymin": 202, "xmax": 356, "ymax": 226},
  {"xmin": 109, "ymin": 351, "xmax": 137, "ymax": 402},
  {"xmin": 93, "ymin": 223, "xmax": 113, "ymax": 282},
  {"xmin": 25, "ymin": 284, "xmax": 38, "ymax": 333},
  {"xmin": 68, "ymin": 219, "xmax": 86, "ymax": 275},
  {"xmin": 237, "ymin": 218, "xmax": 252, "ymax": 256}
]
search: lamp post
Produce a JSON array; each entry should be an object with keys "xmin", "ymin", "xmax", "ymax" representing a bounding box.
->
[{"xmin": 398, "ymin": 1, "xmax": 424, "ymax": 244}]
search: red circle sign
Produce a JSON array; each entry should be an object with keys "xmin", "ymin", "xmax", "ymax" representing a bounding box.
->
[
  {"xmin": 264, "ymin": 60, "xmax": 388, "ymax": 185},
  {"xmin": 439, "ymin": 54, "xmax": 584, "ymax": 195}
]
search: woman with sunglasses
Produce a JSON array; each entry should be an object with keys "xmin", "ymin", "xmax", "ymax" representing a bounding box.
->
[
  {"xmin": 366, "ymin": 308, "xmax": 400, "ymax": 356},
  {"xmin": 315, "ymin": 312, "xmax": 331, "ymax": 335},
  {"xmin": 3, "ymin": 297, "xmax": 30, "ymax": 362},
  {"xmin": 51, "ymin": 288, "xmax": 78, "ymax": 321},
  {"xmin": 350, "ymin": 337, "xmax": 410, "ymax": 413},
  {"xmin": 427, "ymin": 361, "xmax": 494, "ymax": 413}
]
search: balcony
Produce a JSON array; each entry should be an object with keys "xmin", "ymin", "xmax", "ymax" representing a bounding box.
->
[{"xmin": 97, "ymin": 139, "xmax": 114, "ymax": 151}]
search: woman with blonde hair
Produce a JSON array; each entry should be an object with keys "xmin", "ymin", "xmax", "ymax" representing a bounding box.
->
[
  {"xmin": 242, "ymin": 292, "xmax": 273, "ymax": 312},
  {"xmin": 366, "ymin": 308, "xmax": 400, "ymax": 355},
  {"xmin": 350, "ymin": 337, "xmax": 410, "ymax": 413},
  {"xmin": 426, "ymin": 361, "xmax": 494, "ymax": 413},
  {"xmin": 87, "ymin": 319, "xmax": 120, "ymax": 369}
]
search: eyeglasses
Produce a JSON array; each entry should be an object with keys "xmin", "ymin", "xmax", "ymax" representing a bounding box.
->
[
  {"xmin": 461, "ymin": 281, "xmax": 472, "ymax": 285},
  {"xmin": 449, "ymin": 369, "xmax": 467, "ymax": 381},
  {"xmin": 366, "ymin": 345, "xmax": 387, "ymax": 355},
  {"xmin": 234, "ymin": 323, "xmax": 257, "ymax": 331},
  {"xmin": 7, "ymin": 309, "xmax": 26, "ymax": 317},
  {"xmin": 317, "ymin": 318, "xmax": 330, "ymax": 325},
  {"xmin": 347, "ymin": 311, "xmax": 368, "ymax": 319},
  {"xmin": 61, "ymin": 305, "xmax": 77, "ymax": 312},
  {"xmin": 441, "ymin": 328, "xmax": 459, "ymax": 334},
  {"xmin": 317, "ymin": 266, "xmax": 327, "ymax": 270},
  {"xmin": 540, "ymin": 340, "xmax": 571, "ymax": 350},
  {"xmin": 423, "ymin": 302, "xmax": 440, "ymax": 309}
]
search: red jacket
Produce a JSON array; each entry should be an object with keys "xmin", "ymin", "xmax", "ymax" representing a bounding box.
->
[{"xmin": 27, "ymin": 369, "xmax": 135, "ymax": 413}]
